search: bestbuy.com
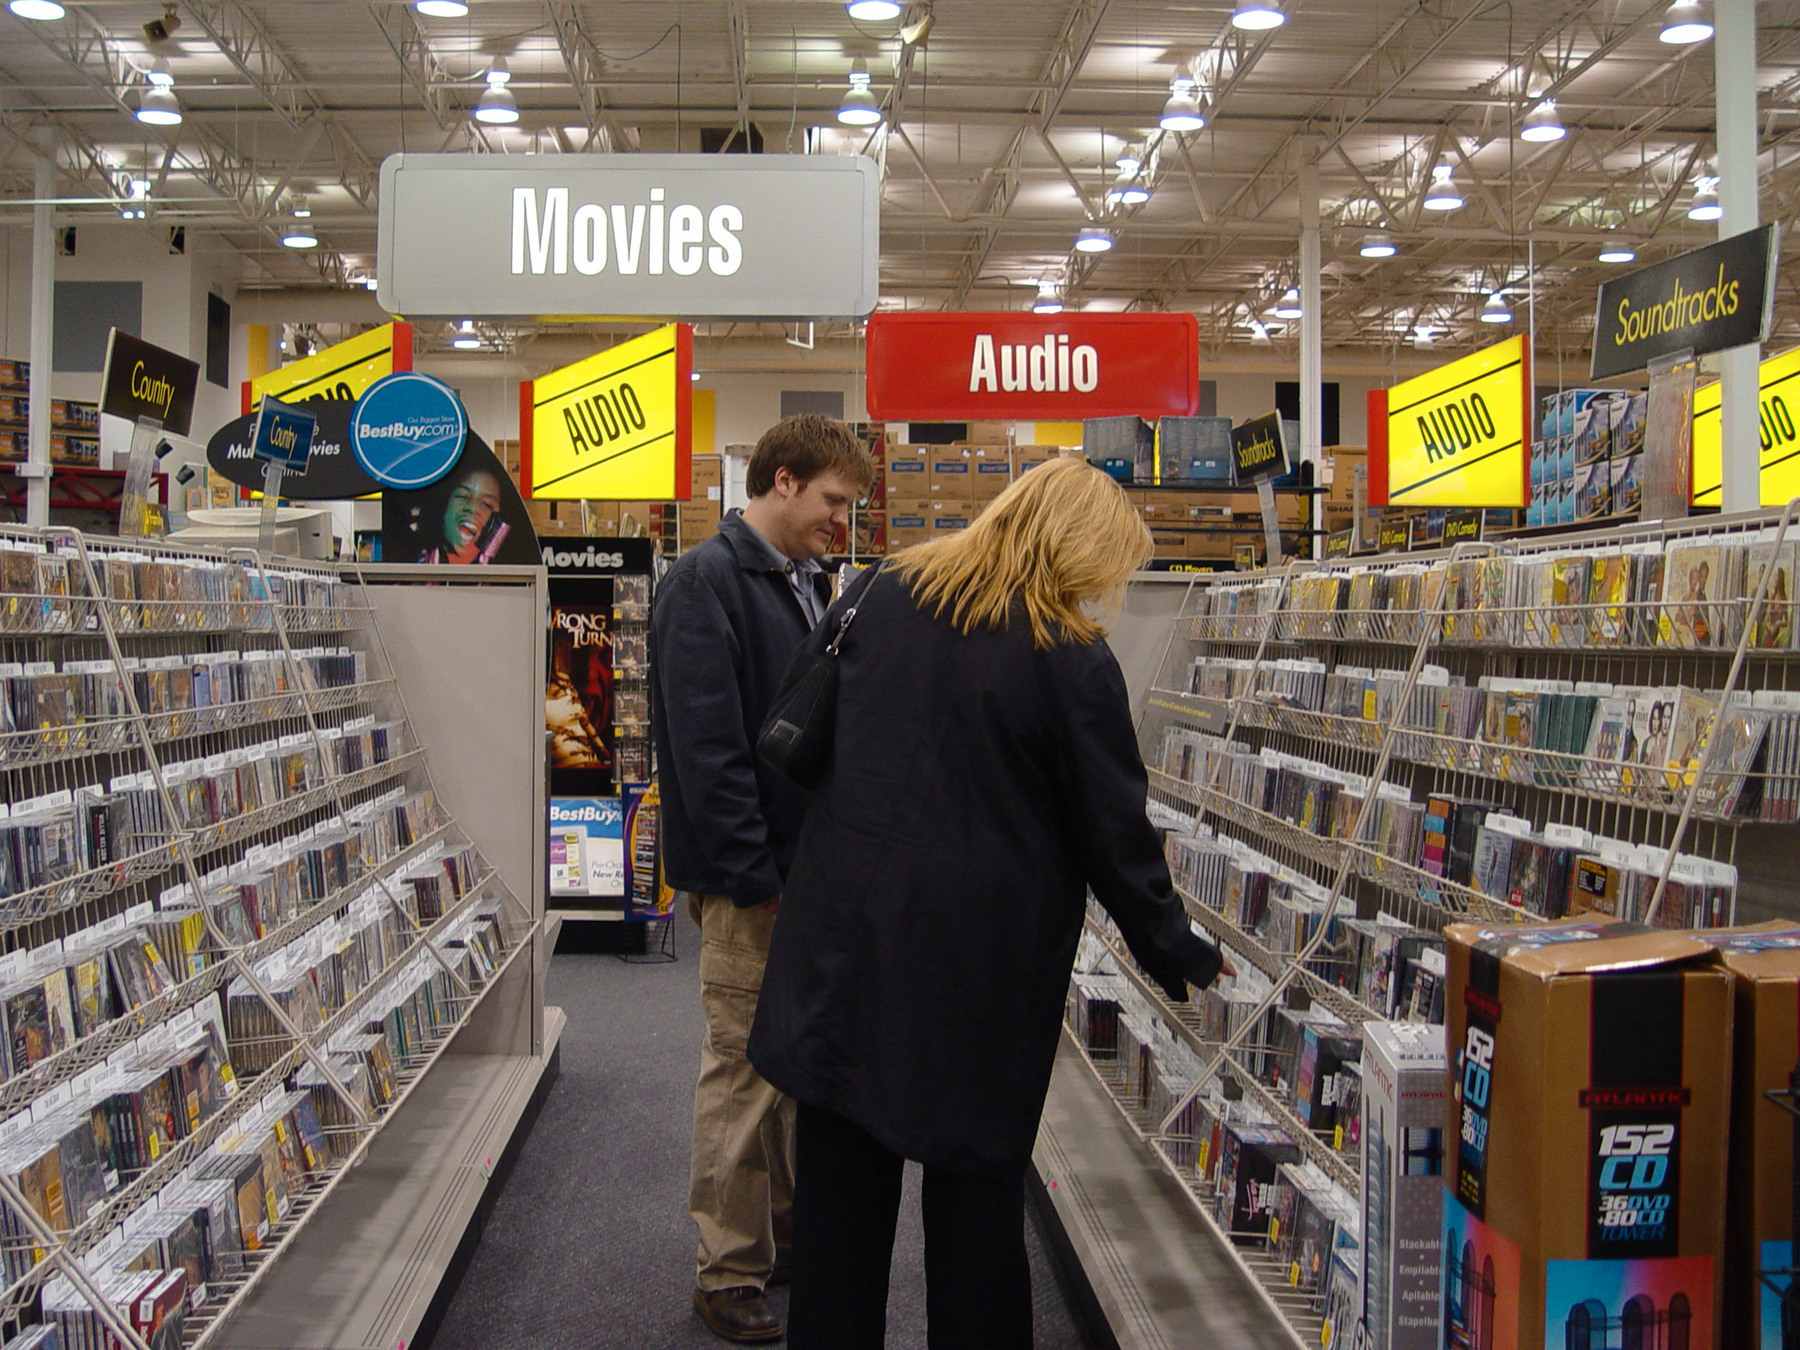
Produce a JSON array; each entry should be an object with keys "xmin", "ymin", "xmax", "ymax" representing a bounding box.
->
[
  {"xmin": 551, "ymin": 803, "xmax": 621, "ymax": 826},
  {"xmin": 357, "ymin": 420, "xmax": 462, "ymax": 440}
]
